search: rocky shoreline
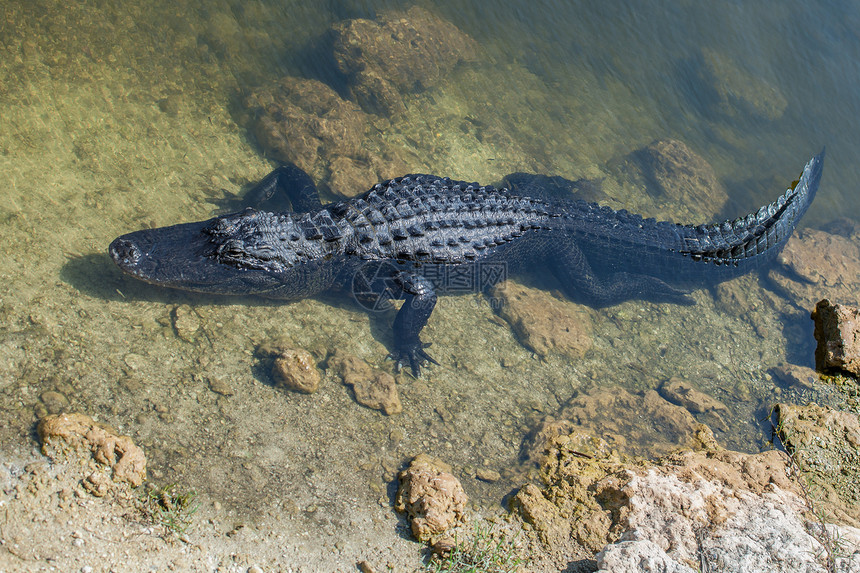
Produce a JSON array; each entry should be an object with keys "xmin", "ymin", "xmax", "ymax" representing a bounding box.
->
[{"xmin": 2, "ymin": 3, "xmax": 860, "ymax": 572}]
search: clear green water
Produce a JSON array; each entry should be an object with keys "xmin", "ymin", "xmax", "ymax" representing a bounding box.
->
[{"xmin": 0, "ymin": 0, "xmax": 857, "ymax": 559}]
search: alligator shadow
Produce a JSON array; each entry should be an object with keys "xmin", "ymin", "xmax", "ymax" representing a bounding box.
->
[
  {"xmin": 65, "ymin": 251, "xmax": 371, "ymax": 308},
  {"xmin": 61, "ymin": 251, "xmax": 399, "ymax": 347},
  {"xmin": 62, "ymin": 252, "xmax": 272, "ymax": 307}
]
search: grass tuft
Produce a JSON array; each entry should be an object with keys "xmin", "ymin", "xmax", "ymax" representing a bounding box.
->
[
  {"xmin": 427, "ymin": 522, "xmax": 526, "ymax": 573},
  {"xmin": 137, "ymin": 482, "xmax": 199, "ymax": 537}
]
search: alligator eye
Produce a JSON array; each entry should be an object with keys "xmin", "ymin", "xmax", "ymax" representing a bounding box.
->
[{"xmin": 218, "ymin": 239, "xmax": 245, "ymax": 258}]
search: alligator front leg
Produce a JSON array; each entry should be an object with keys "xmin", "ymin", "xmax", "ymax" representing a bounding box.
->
[
  {"xmin": 243, "ymin": 163, "xmax": 323, "ymax": 213},
  {"xmin": 390, "ymin": 272, "xmax": 439, "ymax": 376},
  {"xmin": 551, "ymin": 237, "xmax": 694, "ymax": 307}
]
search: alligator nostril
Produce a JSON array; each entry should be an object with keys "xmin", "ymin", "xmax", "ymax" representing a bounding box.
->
[{"xmin": 109, "ymin": 237, "xmax": 142, "ymax": 267}]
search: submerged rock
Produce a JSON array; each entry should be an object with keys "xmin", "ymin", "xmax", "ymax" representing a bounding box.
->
[
  {"xmin": 628, "ymin": 139, "xmax": 729, "ymax": 219},
  {"xmin": 395, "ymin": 454, "xmax": 467, "ymax": 542},
  {"xmin": 822, "ymin": 217, "xmax": 860, "ymax": 238},
  {"xmin": 257, "ymin": 339, "xmax": 322, "ymax": 394},
  {"xmin": 246, "ymin": 77, "xmax": 370, "ymax": 188},
  {"xmin": 491, "ymin": 280, "xmax": 593, "ymax": 359},
  {"xmin": 37, "ymin": 412, "xmax": 147, "ymax": 489},
  {"xmin": 771, "ymin": 363, "xmax": 819, "ymax": 391},
  {"xmin": 38, "ymin": 390, "xmax": 70, "ymax": 415},
  {"xmin": 659, "ymin": 377, "xmax": 728, "ymax": 431},
  {"xmin": 659, "ymin": 377, "xmax": 728, "ymax": 415},
  {"xmin": 332, "ymin": 6, "xmax": 479, "ymax": 116},
  {"xmin": 811, "ymin": 299, "xmax": 860, "ymax": 376},
  {"xmin": 692, "ymin": 48, "xmax": 788, "ymax": 122},
  {"xmin": 272, "ymin": 348, "xmax": 321, "ymax": 394},
  {"xmin": 523, "ymin": 386, "xmax": 705, "ymax": 462},
  {"xmin": 769, "ymin": 229, "xmax": 860, "ymax": 310},
  {"xmin": 503, "ymin": 172, "xmax": 606, "ymax": 204},
  {"xmin": 245, "ymin": 75, "xmax": 415, "ymax": 197},
  {"xmin": 171, "ymin": 304, "xmax": 201, "ymax": 342},
  {"xmin": 328, "ymin": 350, "xmax": 402, "ymax": 415}
]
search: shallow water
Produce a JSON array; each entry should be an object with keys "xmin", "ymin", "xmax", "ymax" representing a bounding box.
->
[{"xmin": 0, "ymin": 0, "xmax": 858, "ymax": 565}]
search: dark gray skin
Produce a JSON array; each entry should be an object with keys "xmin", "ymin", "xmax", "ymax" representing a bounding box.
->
[{"xmin": 110, "ymin": 151, "xmax": 824, "ymax": 375}]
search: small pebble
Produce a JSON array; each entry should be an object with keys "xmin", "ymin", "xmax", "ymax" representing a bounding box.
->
[
  {"xmin": 208, "ymin": 377, "xmax": 234, "ymax": 396},
  {"xmin": 476, "ymin": 468, "xmax": 501, "ymax": 482}
]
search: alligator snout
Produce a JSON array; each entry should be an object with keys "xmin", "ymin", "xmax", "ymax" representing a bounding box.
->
[{"xmin": 109, "ymin": 237, "xmax": 143, "ymax": 269}]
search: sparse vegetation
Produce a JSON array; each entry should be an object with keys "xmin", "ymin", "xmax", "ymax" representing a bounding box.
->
[
  {"xmin": 766, "ymin": 407, "xmax": 846, "ymax": 573},
  {"xmin": 427, "ymin": 522, "xmax": 526, "ymax": 573},
  {"xmin": 137, "ymin": 482, "xmax": 199, "ymax": 537}
]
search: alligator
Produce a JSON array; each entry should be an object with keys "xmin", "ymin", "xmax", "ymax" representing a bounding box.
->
[{"xmin": 110, "ymin": 150, "xmax": 824, "ymax": 375}]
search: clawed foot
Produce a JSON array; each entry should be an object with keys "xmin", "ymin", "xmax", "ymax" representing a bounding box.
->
[
  {"xmin": 388, "ymin": 342, "xmax": 438, "ymax": 377},
  {"xmin": 639, "ymin": 275, "xmax": 695, "ymax": 306},
  {"xmin": 661, "ymin": 284, "xmax": 695, "ymax": 306}
]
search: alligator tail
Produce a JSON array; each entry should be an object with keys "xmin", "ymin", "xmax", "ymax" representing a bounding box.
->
[{"xmin": 679, "ymin": 148, "xmax": 825, "ymax": 266}]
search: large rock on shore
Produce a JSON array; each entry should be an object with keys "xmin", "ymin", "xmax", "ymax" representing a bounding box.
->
[
  {"xmin": 811, "ymin": 299, "xmax": 860, "ymax": 376},
  {"xmin": 395, "ymin": 454, "xmax": 467, "ymax": 542},
  {"xmin": 776, "ymin": 402, "xmax": 860, "ymax": 526},
  {"xmin": 515, "ymin": 423, "xmax": 860, "ymax": 572}
]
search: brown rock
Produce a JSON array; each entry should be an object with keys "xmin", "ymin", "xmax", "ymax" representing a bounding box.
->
[
  {"xmin": 348, "ymin": 69, "xmax": 407, "ymax": 117},
  {"xmin": 245, "ymin": 76, "xmax": 418, "ymax": 197},
  {"xmin": 395, "ymin": 454, "xmax": 467, "ymax": 542},
  {"xmin": 207, "ymin": 376, "xmax": 235, "ymax": 396},
  {"xmin": 661, "ymin": 445, "xmax": 797, "ymax": 497},
  {"xmin": 659, "ymin": 377, "xmax": 728, "ymax": 414},
  {"xmin": 512, "ymin": 432, "xmax": 615, "ymax": 552},
  {"xmin": 770, "ymin": 363, "xmax": 819, "ymax": 390},
  {"xmin": 524, "ymin": 386, "xmax": 703, "ymax": 461},
  {"xmin": 332, "ymin": 6, "xmax": 479, "ymax": 114},
  {"xmin": 82, "ymin": 471, "xmax": 112, "ymax": 497},
  {"xmin": 631, "ymin": 139, "xmax": 729, "ymax": 219},
  {"xmin": 811, "ymin": 299, "xmax": 860, "ymax": 376},
  {"xmin": 475, "ymin": 468, "xmax": 501, "ymax": 483},
  {"xmin": 328, "ymin": 350, "xmax": 402, "ymax": 415},
  {"xmin": 822, "ymin": 217, "xmax": 860, "ymax": 237},
  {"xmin": 37, "ymin": 412, "xmax": 147, "ymax": 488},
  {"xmin": 492, "ymin": 280, "xmax": 592, "ymax": 359},
  {"xmin": 172, "ymin": 304, "xmax": 200, "ymax": 342},
  {"xmin": 516, "ymin": 423, "xmax": 813, "ymax": 566},
  {"xmin": 769, "ymin": 229, "xmax": 860, "ymax": 309},
  {"xmin": 272, "ymin": 348, "xmax": 321, "ymax": 394},
  {"xmin": 245, "ymin": 77, "xmax": 370, "ymax": 185},
  {"xmin": 711, "ymin": 273, "xmax": 769, "ymax": 317},
  {"xmin": 327, "ymin": 155, "xmax": 379, "ymax": 199},
  {"xmin": 39, "ymin": 390, "xmax": 69, "ymax": 415},
  {"xmin": 514, "ymin": 483, "xmax": 579, "ymax": 549}
]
